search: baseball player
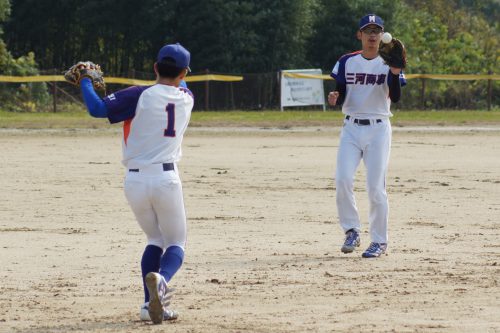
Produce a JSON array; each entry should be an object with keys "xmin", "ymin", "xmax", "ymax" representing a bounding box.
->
[
  {"xmin": 328, "ymin": 14, "xmax": 406, "ymax": 258},
  {"xmin": 78, "ymin": 43, "xmax": 193, "ymax": 323}
]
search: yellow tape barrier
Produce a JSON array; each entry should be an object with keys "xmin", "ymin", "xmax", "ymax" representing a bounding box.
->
[
  {"xmin": 404, "ymin": 74, "xmax": 500, "ymax": 80},
  {"xmin": 282, "ymin": 72, "xmax": 500, "ymax": 80},
  {"xmin": 184, "ymin": 74, "xmax": 243, "ymax": 82},
  {"xmin": 0, "ymin": 74, "xmax": 244, "ymax": 85},
  {"xmin": 0, "ymin": 75, "xmax": 65, "ymax": 82},
  {"xmin": 0, "ymin": 73, "xmax": 497, "ymax": 83}
]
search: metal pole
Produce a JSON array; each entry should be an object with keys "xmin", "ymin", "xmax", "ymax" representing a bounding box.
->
[{"xmin": 205, "ymin": 69, "xmax": 209, "ymax": 111}]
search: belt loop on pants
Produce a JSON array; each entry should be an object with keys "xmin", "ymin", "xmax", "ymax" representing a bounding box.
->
[
  {"xmin": 129, "ymin": 163, "xmax": 175, "ymax": 172},
  {"xmin": 345, "ymin": 115, "xmax": 382, "ymax": 125},
  {"xmin": 162, "ymin": 163, "xmax": 175, "ymax": 171}
]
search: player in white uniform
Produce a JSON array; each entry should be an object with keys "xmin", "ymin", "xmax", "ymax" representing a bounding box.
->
[
  {"xmin": 79, "ymin": 43, "xmax": 194, "ymax": 323},
  {"xmin": 328, "ymin": 14, "xmax": 406, "ymax": 258}
]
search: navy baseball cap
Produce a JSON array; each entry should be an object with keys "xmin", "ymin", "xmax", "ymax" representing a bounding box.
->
[
  {"xmin": 359, "ymin": 14, "xmax": 384, "ymax": 30},
  {"xmin": 157, "ymin": 43, "xmax": 191, "ymax": 71}
]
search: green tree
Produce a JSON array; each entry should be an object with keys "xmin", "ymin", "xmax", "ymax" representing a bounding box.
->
[
  {"xmin": 307, "ymin": 0, "xmax": 400, "ymax": 71},
  {"xmin": 393, "ymin": 0, "xmax": 499, "ymax": 108},
  {"xmin": 0, "ymin": 0, "xmax": 48, "ymax": 111},
  {"xmin": 252, "ymin": 0, "xmax": 315, "ymax": 71},
  {"xmin": 78, "ymin": 0, "xmax": 178, "ymax": 75},
  {"xmin": 170, "ymin": 0, "xmax": 315, "ymax": 73},
  {"xmin": 167, "ymin": 0, "xmax": 239, "ymax": 72},
  {"xmin": 307, "ymin": 0, "xmax": 357, "ymax": 70},
  {"xmin": 0, "ymin": 0, "xmax": 11, "ymax": 69},
  {"xmin": 6, "ymin": 0, "xmax": 178, "ymax": 75},
  {"xmin": 2, "ymin": 0, "xmax": 498, "ymax": 109}
]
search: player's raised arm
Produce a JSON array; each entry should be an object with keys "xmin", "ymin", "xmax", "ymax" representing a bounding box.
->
[
  {"xmin": 388, "ymin": 71, "xmax": 402, "ymax": 103},
  {"xmin": 80, "ymin": 78, "xmax": 108, "ymax": 118},
  {"xmin": 379, "ymin": 35, "xmax": 407, "ymax": 103}
]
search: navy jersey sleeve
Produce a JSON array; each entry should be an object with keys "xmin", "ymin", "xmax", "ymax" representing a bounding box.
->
[
  {"xmin": 331, "ymin": 53, "xmax": 356, "ymax": 84},
  {"xmin": 103, "ymin": 86, "xmax": 150, "ymax": 124},
  {"xmin": 179, "ymin": 87, "xmax": 194, "ymax": 99},
  {"xmin": 331, "ymin": 54, "xmax": 355, "ymax": 105},
  {"xmin": 388, "ymin": 72, "xmax": 401, "ymax": 103},
  {"xmin": 387, "ymin": 71, "xmax": 407, "ymax": 103},
  {"xmin": 387, "ymin": 70, "xmax": 407, "ymax": 87},
  {"xmin": 335, "ymin": 81, "xmax": 347, "ymax": 106},
  {"xmin": 330, "ymin": 60, "xmax": 345, "ymax": 84}
]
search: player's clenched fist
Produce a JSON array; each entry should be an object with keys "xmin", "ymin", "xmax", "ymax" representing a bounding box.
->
[{"xmin": 328, "ymin": 91, "xmax": 340, "ymax": 106}]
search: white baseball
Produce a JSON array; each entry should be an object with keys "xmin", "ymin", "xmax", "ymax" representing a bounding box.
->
[{"xmin": 381, "ymin": 32, "xmax": 392, "ymax": 44}]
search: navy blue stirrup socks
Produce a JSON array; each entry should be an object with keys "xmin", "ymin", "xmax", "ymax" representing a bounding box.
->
[
  {"xmin": 141, "ymin": 245, "xmax": 163, "ymax": 303},
  {"xmin": 159, "ymin": 245, "xmax": 185, "ymax": 282}
]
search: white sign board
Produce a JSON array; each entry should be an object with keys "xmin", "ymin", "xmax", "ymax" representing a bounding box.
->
[{"xmin": 280, "ymin": 69, "xmax": 326, "ymax": 111}]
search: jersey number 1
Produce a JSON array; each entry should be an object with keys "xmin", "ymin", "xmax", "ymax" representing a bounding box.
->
[{"xmin": 164, "ymin": 103, "xmax": 176, "ymax": 137}]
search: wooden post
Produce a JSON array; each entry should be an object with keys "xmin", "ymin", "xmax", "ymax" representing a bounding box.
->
[
  {"xmin": 204, "ymin": 69, "xmax": 209, "ymax": 111},
  {"xmin": 487, "ymin": 70, "xmax": 492, "ymax": 111},
  {"xmin": 420, "ymin": 78, "xmax": 426, "ymax": 109}
]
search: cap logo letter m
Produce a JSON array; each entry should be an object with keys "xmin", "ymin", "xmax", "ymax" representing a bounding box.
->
[{"xmin": 369, "ymin": 15, "xmax": 375, "ymax": 22}]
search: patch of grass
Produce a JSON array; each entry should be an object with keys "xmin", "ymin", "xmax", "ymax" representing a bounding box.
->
[
  {"xmin": 0, "ymin": 106, "xmax": 108, "ymax": 129},
  {"xmin": 1, "ymin": 107, "xmax": 499, "ymax": 129},
  {"xmin": 190, "ymin": 109, "xmax": 500, "ymax": 127},
  {"xmin": 190, "ymin": 110, "xmax": 341, "ymax": 127},
  {"xmin": 390, "ymin": 109, "xmax": 500, "ymax": 126}
]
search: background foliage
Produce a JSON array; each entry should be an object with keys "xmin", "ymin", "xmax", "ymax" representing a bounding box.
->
[
  {"xmin": 0, "ymin": 0, "xmax": 498, "ymax": 110},
  {"xmin": 0, "ymin": 0, "xmax": 48, "ymax": 111}
]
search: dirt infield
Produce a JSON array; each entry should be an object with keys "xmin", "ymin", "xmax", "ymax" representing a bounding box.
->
[{"xmin": 1, "ymin": 127, "xmax": 499, "ymax": 333}]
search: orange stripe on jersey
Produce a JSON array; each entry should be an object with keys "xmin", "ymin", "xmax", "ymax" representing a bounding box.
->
[
  {"xmin": 123, "ymin": 119, "xmax": 132, "ymax": 145},
  {"xmin": 347, "ymin": 50, "xmax": 363, "ymax": 56}
]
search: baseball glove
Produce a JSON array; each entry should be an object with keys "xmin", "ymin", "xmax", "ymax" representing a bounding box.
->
[
  {"xmin": 64, "ymin": 61, "xmax": 105, "ymax": 91},
  {"xmin": 378, "ymin": 38, "xmax": 407, "ymax": 69}
]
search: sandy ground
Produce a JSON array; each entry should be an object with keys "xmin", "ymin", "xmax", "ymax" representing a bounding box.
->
[{"xmin": 0, "ymin": 127, "xmax": 499, "ymax": 333}]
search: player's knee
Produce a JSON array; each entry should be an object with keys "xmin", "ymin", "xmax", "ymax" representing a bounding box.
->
[
  {"xmin": 147, "ymin": 238, "xmax": 165, "ymax": 249},
  {"xmin": 335, "ymin": 177, "xmax": 354, "ymax": 202},
  {"xmin": 163, "ymin": 229, "xmax": 187, "ymax": 249},
  {"xmin": 335, "ymin": 176, "xmax": 353, "ymax": 191},
  {"xmin": 368, "ymin": 188, "xmax": 387, "ymax": 204}
]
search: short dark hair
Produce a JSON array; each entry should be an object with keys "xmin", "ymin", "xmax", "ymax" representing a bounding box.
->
[{"xmin": 156, "ymin": 57, "xmax": 184, "ymax": 78}]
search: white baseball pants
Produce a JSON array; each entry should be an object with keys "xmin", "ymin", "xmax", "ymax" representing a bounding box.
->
[
  {"xmin": 124, "ymin": 163, "xmax": 187, "ymax": 250},
  {"xmin": 335, "ymin": 118, "xmax": 392, "ymax": 243}
]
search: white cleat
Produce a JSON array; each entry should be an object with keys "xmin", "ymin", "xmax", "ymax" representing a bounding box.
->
[
  {"xmin": 140, "ymin": 302, "xmax": 178, "ymax": 322},
  {"xmin": 145, "ymin": 272, "xmax": 173, "ymax": 324}
]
